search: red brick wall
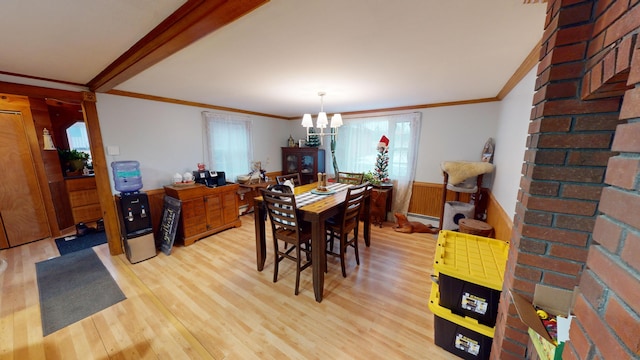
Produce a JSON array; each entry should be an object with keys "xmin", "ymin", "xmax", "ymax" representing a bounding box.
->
[{"xmin": 491, "ymin": 1, "xmax": 640, "ymax": 359}]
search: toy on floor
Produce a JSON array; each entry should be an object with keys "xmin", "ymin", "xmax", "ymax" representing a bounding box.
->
[{"xmin": 393, "ymin": 213, "xmax": 439, "ymax": 234}]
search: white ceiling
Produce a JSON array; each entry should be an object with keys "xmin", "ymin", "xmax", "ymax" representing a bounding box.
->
[{"xmin": 0, "ymin": 0, "xmax": 547, "ymax": 118}]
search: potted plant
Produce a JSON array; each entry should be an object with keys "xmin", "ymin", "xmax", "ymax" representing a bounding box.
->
[
  {"xmin": 363, "ymin": 171, "xmax": 381, "ymax": 186},
  {"xmin": 58, "ymin": 148, "xmax": 90, "ymax": 173}
]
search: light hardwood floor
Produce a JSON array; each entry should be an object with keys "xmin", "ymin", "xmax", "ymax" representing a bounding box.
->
[{"xmin": 0, "ymin": 215, "xmax": 458, "ymax": 360}]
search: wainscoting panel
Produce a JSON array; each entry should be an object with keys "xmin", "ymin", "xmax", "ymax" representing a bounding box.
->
[
  {"xmin": 485, "ymin": 191, "xmax": 513, "ymax": 242},
  {"xmin": 408, "ymin": 181, "xmax": 471, "ymax": 218},
  {"xmin": 408, "ymin": 181, "xmax": 512, "ymax": 241},
  {"xmin": 407, "ymin": 182, "xmax": 441, "ymax": 217}
]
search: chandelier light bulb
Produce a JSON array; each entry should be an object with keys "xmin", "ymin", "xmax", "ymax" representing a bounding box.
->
[{"xmin": 300, "ymin": 91, "xmax": 342, "ymax": 143}]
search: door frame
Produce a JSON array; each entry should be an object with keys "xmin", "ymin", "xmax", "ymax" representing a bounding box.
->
[
  {"xmin": 0, "ymin": 94, "xmax": 56, "ymax": 247},
  {"xmin": 0, "ymin": 81, "xmax": 122, "ymax": 255}
]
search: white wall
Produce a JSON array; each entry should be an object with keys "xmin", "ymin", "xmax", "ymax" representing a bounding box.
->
[
  {"xmin": 96, "ymin": 93, "xmax": 297, "ymax": 193},
  {"xmin": 492, "ymin": 68, "xmax": 537, "ymax": 218},
  {"xmin": 413, "ymin": 102, "xmax": 500, "ymax": 183},
  {"xmin": 1, "ymin": 68, "xmax": 543, "ymax": 221},
  {"xmin": 96, "ymin": 79, "xmax": 534, "ymax": 214},
  {"xmin": 96, "ymin": 93, "xmax": 505, "ymax": 194},
  {"xmin": 319, "ymin": 103, "xmax": 501, "ymax": 183}
]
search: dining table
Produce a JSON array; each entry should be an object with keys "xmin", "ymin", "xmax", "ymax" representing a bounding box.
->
[{"xmin": 253, "ymin": 181, "xmax": 372, "ymax": 302}]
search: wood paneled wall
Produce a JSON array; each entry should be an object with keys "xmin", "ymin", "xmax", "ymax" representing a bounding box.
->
[
  {"xmin": 484, "ymin": 191, "xmax": 513, "ymax": 242},
  {"xmin": 408, "ymin": 181, "xmax": 471, "ymax": 217},
  {"xmin": 407, "ymin": 182, "xmax": 443, "ymax": 216}
]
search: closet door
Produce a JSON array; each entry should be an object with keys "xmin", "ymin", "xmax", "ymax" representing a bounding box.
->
[{"xmin": 0, "ymin": 111, "xmax": 50, "ymax": 246}]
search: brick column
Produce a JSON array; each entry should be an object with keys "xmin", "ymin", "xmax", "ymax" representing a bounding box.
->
[
  {"xmin": 563, "ymin": 40, "xmax": 640, "ymax": 360},
  {"xmin": 490, "ymin": 1, "xmax": 640, "ymax": 359}
]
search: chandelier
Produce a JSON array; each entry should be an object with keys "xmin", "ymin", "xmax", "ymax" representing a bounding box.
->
[{"xmin": 301, "ymin": 92, "xmax": 342, "ymax": 141}]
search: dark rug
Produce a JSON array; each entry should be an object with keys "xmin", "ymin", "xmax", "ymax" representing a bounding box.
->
[
  {"xmin": 55, "ymin": 231, "xmax": 107, "ymax": 256},
  {"xmin": 36, "ymin": 248, "xmax": 126, "ymax": 336}
]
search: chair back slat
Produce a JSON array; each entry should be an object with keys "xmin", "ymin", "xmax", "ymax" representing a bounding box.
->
[
  {"xmin": 341, "ymin": 182, "xmax": 370, "ymax": 229},
  {"xmin": 337, "ymin": 172, "xmax": 364, "ymax": 185},
  {"xmin": 276, "ymin": 173, "xmax": 301, "ymax": 186},
  {"xmin": 261, "ymin": 189, "xmax": 300, "ymax": 233}
]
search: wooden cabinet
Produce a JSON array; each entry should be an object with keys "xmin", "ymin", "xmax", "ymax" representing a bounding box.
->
[
  {"xmin": 237, "ymin": 181, "xmax": 274, "ymax": 215},
  {"xmin": 164, "ymin": 183, "xmax": 241, "ymax": 246},
  {"xmin": 66, "ymin": 176, "xmax": 102, "ymax": 224},
  {"xmin": 281, "ymin": 147, "xmax": 325, "ymax": 184},
  {"xmin": 367, "ymin": 184, "xmax": 393, "ymax": 227}
]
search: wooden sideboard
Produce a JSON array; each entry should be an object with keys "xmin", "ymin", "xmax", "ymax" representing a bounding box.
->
[
  {"xmin": 66, "ymin": 176, "xmax": 102, "ymax": 224},
  {"xmin": 237, "ymin": 181, "xmax": 274, "ymax": 215},
  {"xmin": 164, "ymin": 183, "xmax": 241, "ymax": 246}
]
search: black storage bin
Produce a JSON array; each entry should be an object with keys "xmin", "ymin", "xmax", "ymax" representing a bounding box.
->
[
  {"xmin": 433, "ymin": 231, "xmax": 509, "ymax": 328},
  {"xmin": 434, "ymin": 315, "xmax": 493, "ymax": 360},
  {"xmin": 439, "ymin": 273, "xmax": 502, "ymax": 327}
]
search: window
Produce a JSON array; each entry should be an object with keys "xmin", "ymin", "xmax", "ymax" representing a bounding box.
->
[
  {"xmin": 335, "ymin": 112, "xmax": 421, "ymax": 214},
  {"xmin": 202, "ymin": 112, "xmax": 253, "ymax": 181},
  {"xmin": 66, "ymin": 121, "xmax": 91, "ymax": 162}
]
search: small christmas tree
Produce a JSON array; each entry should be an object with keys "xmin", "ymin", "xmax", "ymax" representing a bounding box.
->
[
  {"xmin": 375, "ymin": 135, "xmax": 390, "ymax": 183},
  {"xmin": 305, "ymin": 127, "xmax": 321, "ymax": 147}
]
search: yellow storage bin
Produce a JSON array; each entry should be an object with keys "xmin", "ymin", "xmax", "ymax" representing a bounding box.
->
[
  {"xmin": 433, "ymin": 230, "xmax": 509, "ymax": 290},
  {"xmin": 433, "ymin": 230, "xmax": 509, "ymax": 327}
]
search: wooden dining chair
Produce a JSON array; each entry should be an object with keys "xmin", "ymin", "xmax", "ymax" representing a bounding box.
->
[
  {"xmin": 325, "ymin": 182, "xmax": 370, "ymax": 277},
  {"xmin": 337, "ymin": 171, "xmax": 364, "ymax": 185},
  {"xmin": 260, "ymin": 187, "xmax": 312, "ymax": 295},
  {"xmin": 276, "ymin": 173, "xmax": 301, "ymax": 186}
]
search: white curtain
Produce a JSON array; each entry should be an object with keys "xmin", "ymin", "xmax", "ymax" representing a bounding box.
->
[
  {"xmin": 202, "ymin": 112, "xmax": 253, "ymax": 181},
  {"xmin": 335, "ymin": 112, "xmax": 421, "ymax": 215}
]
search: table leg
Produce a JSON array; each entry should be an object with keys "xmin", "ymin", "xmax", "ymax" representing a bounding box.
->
[
  {"xmin": 254, "ymin": 201, "xmax": 266, "ymax": 271},
  {"xmin": 363, "ymin": 192, "xmax": 372, "ymax": 247},
  {"xmin": 243, "ymin": 191, "xmax": 259, "ymax": 215},
  {"xmin": 311, "ymin": 218, "xmax": 326, "ymax": 302}
]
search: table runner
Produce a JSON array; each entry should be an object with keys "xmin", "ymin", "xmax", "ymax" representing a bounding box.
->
[
  {"xmin": 266, "ymin": 183, "xmax": 353, "ymax": 227},
  {"xmin": 295, "ymin": 182, "xmax": 352, "ymax": 207}
]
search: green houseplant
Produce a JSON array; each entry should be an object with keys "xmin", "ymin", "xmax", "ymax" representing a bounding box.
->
[
  {"xmin": 58, "ymin": 148, "xmax": 90, "ymax": 172},
  {"xmin": 363, "ymin": 171, "xmax": 381, "ymax": 186}
]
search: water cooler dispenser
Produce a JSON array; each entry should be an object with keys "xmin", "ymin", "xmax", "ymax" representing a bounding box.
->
[{"xmin": 112, "ymin": 161, "xmax": 157, "ymax": 263}]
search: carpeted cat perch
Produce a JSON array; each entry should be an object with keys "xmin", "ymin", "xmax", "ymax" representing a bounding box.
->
[
  {"xmin": 438, "ymin": 161, "xmax": 495, "ymax": 230},
  {"xmin": 441, "ymin": 161, "xmax": 495, "ymax": 187}
]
